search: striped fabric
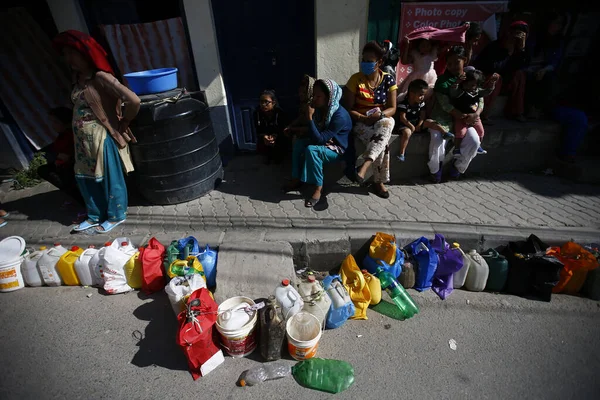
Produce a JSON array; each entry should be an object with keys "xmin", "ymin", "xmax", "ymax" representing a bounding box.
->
[
  {"xmin": 99, "ymin": 18, "xmax": 198, "ymax": 91},
  {"xmin": 0, "ymin": 8, "xmax": 71, "ymax": 150}
]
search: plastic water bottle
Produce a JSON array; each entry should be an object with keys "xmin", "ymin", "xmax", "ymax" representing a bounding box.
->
[
  {"xmin": 238, "ymin": 361, "xmax": 291, "ymax": 386},
  {"xmin": 291, "ymin": 358, "xmax": 355, "ymax": 394},
  {"xmin": 375, "ymin": 266, "xmax": 419, "ymax": 320}
]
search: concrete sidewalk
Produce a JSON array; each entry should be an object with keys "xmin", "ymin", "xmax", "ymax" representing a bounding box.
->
[{"xmin": 1, "ymin": 155, "xmax": 599, "ymax": 253}]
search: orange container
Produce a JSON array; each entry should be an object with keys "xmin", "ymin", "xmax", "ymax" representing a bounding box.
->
[{"xmin": 549, "ymin": 242, "xmax": 599, "ymax": 294}]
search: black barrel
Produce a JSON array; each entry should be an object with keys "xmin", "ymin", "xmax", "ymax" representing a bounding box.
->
[{"xmin": 130, "ymin": 89, "xmax": 223, "ymax": 205}]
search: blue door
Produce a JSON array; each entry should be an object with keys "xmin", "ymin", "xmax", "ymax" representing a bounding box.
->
[{"xmin": 211, "ymin": 0, "xmax": 315, "ymax": 150}]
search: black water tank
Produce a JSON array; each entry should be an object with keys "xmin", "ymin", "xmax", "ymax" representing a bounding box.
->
[{"xmin": 130, "ymin": 89, "xmax": 223, "ymax": 205}]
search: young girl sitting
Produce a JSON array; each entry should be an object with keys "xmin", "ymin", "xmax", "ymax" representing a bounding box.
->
[
  {"xmin": 254, "ymin": 89, "xmax": 289, "ymax": 164},
  {"xmin": 449, "ymin": 67, "xmax": 499, "ymax": 155},
  {"xmin": 398, "ymin": 38, "xmax": 439, "ymax": 101},
  {"xmin": 396, "ymin": 79, "xmax": 453, "ymax": 162}
]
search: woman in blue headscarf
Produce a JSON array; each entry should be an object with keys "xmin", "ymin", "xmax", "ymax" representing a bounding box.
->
[{"xmin": 283, "ymin": 79, "xmax": 352, "ymax": 208}]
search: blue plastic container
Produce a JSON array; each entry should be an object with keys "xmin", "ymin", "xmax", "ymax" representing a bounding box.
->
[{"xmin": 124, "ymin": 68, "xmax": 178, "ymax": 95}]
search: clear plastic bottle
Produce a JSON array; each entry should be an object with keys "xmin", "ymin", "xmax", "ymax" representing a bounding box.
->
[
  {"xmin": 238, "ymin": 361, "xmax": 291, "ymax": 386},
  {"xmin": 375, "ymin": 266, "xmax": 419, "ymax": 320}
]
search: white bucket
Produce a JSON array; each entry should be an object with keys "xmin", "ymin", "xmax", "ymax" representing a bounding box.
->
[
  {"xmin": 0, "ymin": 256, "xmax": 25, "ymax": 292},
  {"xmin": 286, "ymin": 312, "xmax": 322, "ymax": 360},
  {"xmin": 215, "ymin": 296, "xmax": 258, "ymax": 358}
]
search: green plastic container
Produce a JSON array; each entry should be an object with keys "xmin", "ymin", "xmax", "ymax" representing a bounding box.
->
[
  {"xmin": 292, "ymin": 358, "xmax": 354, "ymax": 394},
  {"xmin": 482, "ymin": 248, "xmax": 509, "ymax": 292}
]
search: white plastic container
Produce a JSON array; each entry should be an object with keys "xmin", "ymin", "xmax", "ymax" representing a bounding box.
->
[
  {"xmin": 326, "ymin": 278, "xmax": 352, "ymax": 309},
  {"xmin": 22, "ymin": 246, "xmax": 47, "ymax": 287},
  {"xmin": 0, "ymin": 236, "xmax": 27, "ymax": 292},
  {"xmin": 115, "ymin": 237, "xmax": 136, "ymax": 257},
  {"xmin": 274, "ymin": 279, "xmax": 304, "ymax": 320},
  {"xmin": 464, "ymin": 250, "xmax": 490, "ymax": 292},
  {"xmin": 452, "ymin": 243, "xmax": 471, "ymax": 289},
  {"xmin": 37, "ymin": 243, "xmax": 67, "ymax": 286},
  {"xmin": 75, "ymin": 246, "xmax": 98, "ymax": 286},
  {"xmin": 297, "ymin": 275, "xmax": 331, "ymax": 328},
  {"xmin": 216, "ymin": 296, "xmax": 258, "ymax": 358}
]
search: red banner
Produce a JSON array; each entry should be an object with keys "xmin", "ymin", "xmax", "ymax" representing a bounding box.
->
[{"xmin": 397, "ymin": 1, "xmax": 508, "ymax": 83}]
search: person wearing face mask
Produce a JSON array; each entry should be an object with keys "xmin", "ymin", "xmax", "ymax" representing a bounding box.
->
[{"xmin": 345, "ymin": 41, "xmax": 398, "ymax": 199}]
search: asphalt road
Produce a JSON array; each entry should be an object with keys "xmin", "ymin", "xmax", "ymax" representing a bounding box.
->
[{"xmin": 1, "ymin": 286, "xmax": 599, "ymax": 400}]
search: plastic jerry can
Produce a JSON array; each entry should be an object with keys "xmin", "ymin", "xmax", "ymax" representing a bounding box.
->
[
  {"xmin": 124, "ymin": 252, "xmax": 143, "ymax": 289},
  {"xmin": 259, "ymin": 295, "xmax": 286, "ymax": 361},
  {"xmin": 37, "ymin": 243, "xmax": 67, "ymax": 286},
  {"xmin": 22, "ymin": 246, "xmax": 47, "ymax": 287},
  {"xmin": 274, "ymin": 279, "xmax": 304, "ymax": 320},
  {"xmin": 452, "ymin": 243, "xmax": 471, "ymax": 289},
  {"xmin": 464, "ymin": 250, "xmax": 489, "ymax": 292},
  {"xmin": 75, "ymin": 246, "xmax": 98, "ymax": 286},
  {"xmin": 361, "ymin": 270, "xmax": 382, "ymax": 305},
  {"xmin": 482, "ymin": 248, "xmax": 509, "ymax": 292},
  {"xmin": 581, "ymin": 268, "xmax": 600, "ymax": 300},
  {"xmin": 56, "ymin": 246, "xmax": 84, "ymax": 286},
  {"xmin": 398, "ymin": 258, "xmax": 416, "ymax": 289},
  {"xmin": 297, "ymin": 274, "xmax": 331, "ymax": 327}
]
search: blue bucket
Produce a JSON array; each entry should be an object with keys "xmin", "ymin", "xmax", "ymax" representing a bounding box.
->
[{"xmin": 123, "ymin": 68, "xmax": 178, "ymax": 95}]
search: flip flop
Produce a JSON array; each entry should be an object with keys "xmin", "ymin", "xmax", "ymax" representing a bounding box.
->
[
  {"xmin": 0, "ymin": 212, "xmax": 9, "ymax": 219},
  {"xmin": 305, "ymin": 197, "xmax": 321, "ymax": 208},
  {"xmin": 95, "ymin": 219, "xmax": 126, "ymax": 233},
  {"xmin": 73, "ymin": 219, "xmax": 100, "ymax": 232},
  {"xmin": 0, "ymin": 220, "xmax": 7, "ymax": 228}
]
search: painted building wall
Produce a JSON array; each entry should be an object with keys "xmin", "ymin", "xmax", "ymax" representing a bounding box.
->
[
  {"xmin": 315, "ymin": 0, "xmax": 369, "ymax": 85},
  {"xmin": 46, "ymin": 0, "xmax": 88, "ymax": 33},
  {"xmin": 181, "ymin": 0, "xmax": 233, "ymax": 158}
]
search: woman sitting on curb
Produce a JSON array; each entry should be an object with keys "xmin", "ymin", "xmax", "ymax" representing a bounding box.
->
[
  {"xmin": 283, "ymin": 79, "xmax": 352, "ymax": 208},
  {"xmin": 345, "ymin": 41, "xmax": 398, "ymax": 199}
]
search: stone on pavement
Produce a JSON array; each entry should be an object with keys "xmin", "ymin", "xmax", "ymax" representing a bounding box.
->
[{"xmin": 214, "ymin": 241, "xmax": 295, "ymax": 303}]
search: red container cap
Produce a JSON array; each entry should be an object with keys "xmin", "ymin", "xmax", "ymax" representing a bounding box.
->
[
  {"xmin": 70, "ymin": 246, "xmax": 79, "ymax": 251},
  {"xmin": 361, "ymin": 269, "xmax": 369, "ymax": 274},
  {"xmin": 54, "ymin": 242, "xmax": 61, "ymax": 246},
  {"xmin": 104, "ymin": 242, "xmax": 112, "ymax": 247},
  {"xmin": 88, "ymin": 245, "xmax": 95, "ymax": 249},
  {"xmin": 307, "ymin": 275, "xmax": 316, "ymax": 282},
  {"xmin": 282, "ymin": 279, "xmax": 290, "ymax": 286},
  {"xmin": 121, "ymin": 242, "xmax": 128, "ymax": 246}
]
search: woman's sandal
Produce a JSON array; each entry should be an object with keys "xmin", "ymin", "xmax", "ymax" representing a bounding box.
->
[
  {"xmin": 73, "ymin": 219, "xmax": 100, "ymax": 232},
  {"xmin": 305, "ymin": 197, "xmax": 321, "ymax": 208},
  {"xmin": 95, "ymin": 219, "xmax": 126, "ymax": 234},
  {"xmin": 355, "ymin": 166, "xmax": 365, "ymax": 185},
  {"xmin": 373, "ymin": 185, "xmax": 390, "ymax": 199}
]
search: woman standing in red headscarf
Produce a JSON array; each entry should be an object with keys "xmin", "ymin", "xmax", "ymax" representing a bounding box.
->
[{"xmin": 53, "ymin": 30, "xmax": 140, "ymax": 233}]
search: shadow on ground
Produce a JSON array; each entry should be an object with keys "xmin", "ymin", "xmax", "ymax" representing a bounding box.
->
[{"xmin": 131, "ymin": 291, "xmax": 188, "ymax": 371}]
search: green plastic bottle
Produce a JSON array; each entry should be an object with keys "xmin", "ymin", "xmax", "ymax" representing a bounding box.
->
[
  {"xmin": 292, "ymin": 358, "xmax": 354, "ymax": 394},
  {"xmin": 375, "ymin": 266, "xmax": 419, "ymax": 320}
]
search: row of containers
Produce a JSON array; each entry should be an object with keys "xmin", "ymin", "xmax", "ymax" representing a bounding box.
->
[{"xmin": 0, "ymin": 232, "xmax": 599, "ymax": 383}]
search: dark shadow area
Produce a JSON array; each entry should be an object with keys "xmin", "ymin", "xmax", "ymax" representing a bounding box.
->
[
  {"xmin": 1, "ymin": 189, "xmax": 81, "ymax": 225},
  {"xmin": 131, "ymin": 291, "xmax": 188, "ymax": 371}
]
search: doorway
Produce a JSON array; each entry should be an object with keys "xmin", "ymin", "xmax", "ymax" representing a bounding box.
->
[{"xmin": 211, "ymin": 0, "xmax": 315, "ymax": 150}]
